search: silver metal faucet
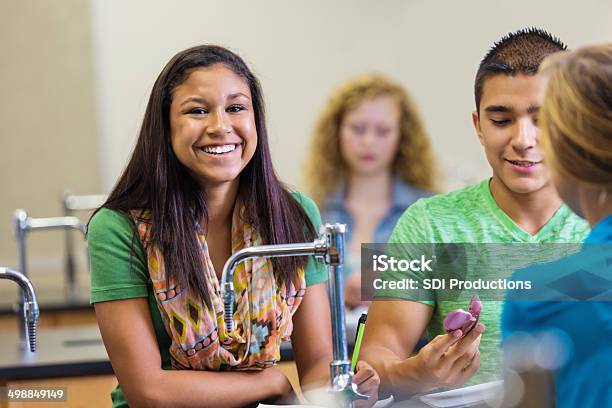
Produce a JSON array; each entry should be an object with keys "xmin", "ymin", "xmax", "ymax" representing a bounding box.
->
[
  {"xmin": 13, "ymin": 208, "xmax": 87, "ymax": 347},
  {"xmin": 15, "ymin": 208, "xmax": 88, "ymax": 293},
  {"xmin": 61, "ymin": 192, "xmax": 106, "ymax": 296},
  {"xmin": 0, "ymin": 267, "xmax": 39, "ymax": 352},
  {"xmin": 220, "ymin": 223, "xmax": 367, "ymax": 407}
]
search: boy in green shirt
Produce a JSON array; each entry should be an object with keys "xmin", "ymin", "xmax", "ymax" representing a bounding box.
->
[{"xmin": 361, "ymin": 28, "xmax": 590, "ymax": 399}]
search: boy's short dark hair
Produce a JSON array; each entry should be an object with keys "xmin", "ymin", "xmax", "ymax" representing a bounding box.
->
[{"xmin": 474, "ymin": 27, "xmax": 567, "ymax": 113}]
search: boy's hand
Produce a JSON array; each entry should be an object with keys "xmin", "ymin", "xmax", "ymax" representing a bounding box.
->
[{"xmin": 411, "ymin": 322, "xmax": 485, "ymax": 390}]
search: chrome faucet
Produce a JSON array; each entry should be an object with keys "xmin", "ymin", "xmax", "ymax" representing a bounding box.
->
[
  {"xmin": 61, "ymin": 191, "xmax": 106, "ymax": 296},
  {"xmin": 14, "ymin": 208, "xmax": 88, "ymax": 294},
  {"xmin": 0, "ymin": 267, "xmax": 39, "ymax": 352},
  {"xmin": 220, "ymin": 223, "xmax": 367, "ymax": 407},
  {"xmin": 13, "ymin": 209, "xmax": 87, "ymax": 346}
]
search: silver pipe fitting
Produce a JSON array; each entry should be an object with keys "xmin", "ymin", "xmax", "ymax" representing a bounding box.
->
[
  {"xmin": 220, "ymin": 223, "xmax": 367, "ymax": 407},
  {"xmin": 62, "ymin": 192, "xmax": 107, "ymax": 211},
  {"xmin": 61, "ymin": 192, "xmax": 106, "ymax": 297},
  {"xmin": 14, "ymin": 208, "xmax": 87, "ymax": 278},
  {"xmin": 220, "ymin": 240, "xmax": 327, "ymax": 331},
  {"xmin": 0, "ymin": 267, "xmax": 39, "ymax": 352},
  {"xmin": 13, "ymin": 208, "xmax": 88, "ymax": 345}
]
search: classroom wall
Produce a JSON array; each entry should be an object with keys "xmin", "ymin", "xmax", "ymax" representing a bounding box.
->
[
  {"xmin": 0, "ymin": 1, "xmax": 99, "ymax": 277},
  {"xmin": 90, "ymin": 0, "xmax": 612, "ymax": 193}
]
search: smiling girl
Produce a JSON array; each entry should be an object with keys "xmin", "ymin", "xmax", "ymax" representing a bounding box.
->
[{"xmin": 88, "ymin": 45, "xmax": 379, "ymax": 408}]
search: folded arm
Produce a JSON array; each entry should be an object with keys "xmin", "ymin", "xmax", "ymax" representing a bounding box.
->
[{"xmin": 95, "ymin": 298, "xmax": 291, "ymax": 408}]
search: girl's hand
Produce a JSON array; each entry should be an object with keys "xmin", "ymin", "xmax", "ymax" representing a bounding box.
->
[{"xmin": 353, "ymin": 360, "xmax": 380, "ymax": 408}]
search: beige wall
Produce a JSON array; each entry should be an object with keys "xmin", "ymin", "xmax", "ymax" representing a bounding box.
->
[
  {"xmin": 0, "ymin": 1, "xmax": 99, "ymax": 277},
  {"xmin": 90, "ymin": 0, "xmax": 612, "ymax": 196}
]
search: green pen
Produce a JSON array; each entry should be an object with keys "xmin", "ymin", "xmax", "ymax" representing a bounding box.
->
[{"xmin": 351, "ymin": 313, "xmax": 368, "ymax": 372}]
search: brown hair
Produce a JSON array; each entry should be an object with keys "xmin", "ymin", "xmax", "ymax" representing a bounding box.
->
[
  {"xmin": 305, "ymin": 73, "xmax": 437, "ymax": 207},
  {"xmin": 539, "ymin": 43, "xmax": 612, "ymax": 189}
]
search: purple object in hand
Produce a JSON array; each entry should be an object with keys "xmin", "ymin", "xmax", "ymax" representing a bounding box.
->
[{"xmin": 443, "ymin": 295, "xmax": 482, "ymax": 336}]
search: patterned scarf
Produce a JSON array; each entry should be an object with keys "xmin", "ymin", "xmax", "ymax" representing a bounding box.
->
[{"xmin": 130, "ymin": 204, "xmax": 306, "ymax": 371}]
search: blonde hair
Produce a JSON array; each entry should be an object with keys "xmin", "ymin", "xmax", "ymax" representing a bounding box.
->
[
  {"xmin": 539, "ymin": 43, "xmax": 612, "ymax": 190},
  {"xmin": 305, "ymin": 74, "xmax": 438, "ymax": 207}
]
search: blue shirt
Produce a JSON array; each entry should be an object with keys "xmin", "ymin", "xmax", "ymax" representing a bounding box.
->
[
  {"xmin": 501, "ymin": 215, "xmax": 612, "ymax": 407},
  {"xmin": 321, "ymin": 179, "xmax": 432, "ymax": 276}
]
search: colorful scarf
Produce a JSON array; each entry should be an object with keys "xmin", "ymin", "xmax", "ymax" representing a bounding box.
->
[{"xmin": 130, "ymin": 204, "xmax": 306, "ymax": 371}]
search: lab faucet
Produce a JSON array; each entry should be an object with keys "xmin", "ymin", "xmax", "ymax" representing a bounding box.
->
[
  {"xmin": 15, "ymin": 209, "xmax": 88, "ymax": 277},
  {"xmin": 61, "ymin": 191, "xmax": 106, "ymax": 296},
  {"xmin": 13, "ymin": 209, "xmax": 87, "ymax": 347},
  {"xmin": 0, "ymin": 267, "xmax": 39, "ymax": 352},
  {"xmin": 221, "ymin": 223, "xmax": 367, "ymax": 407}
]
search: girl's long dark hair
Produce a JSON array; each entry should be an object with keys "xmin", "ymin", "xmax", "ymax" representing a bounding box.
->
[{"xmin": 92, "ymin": 45, "xmax": 316, "ymax": 305}]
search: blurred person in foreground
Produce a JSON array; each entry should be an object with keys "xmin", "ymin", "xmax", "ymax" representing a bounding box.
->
[{"xmin": 502, "ymin": 43, "xmax": 612, "ymax": 408}]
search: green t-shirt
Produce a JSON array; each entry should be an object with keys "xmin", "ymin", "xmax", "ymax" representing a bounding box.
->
[
  {"xmin": 375, "ymin": 179, "xmax": 590, "ymax": 386},
  {"xmin": 89, "ymin": 192, "xmax": 327, "ymax": 407}
]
